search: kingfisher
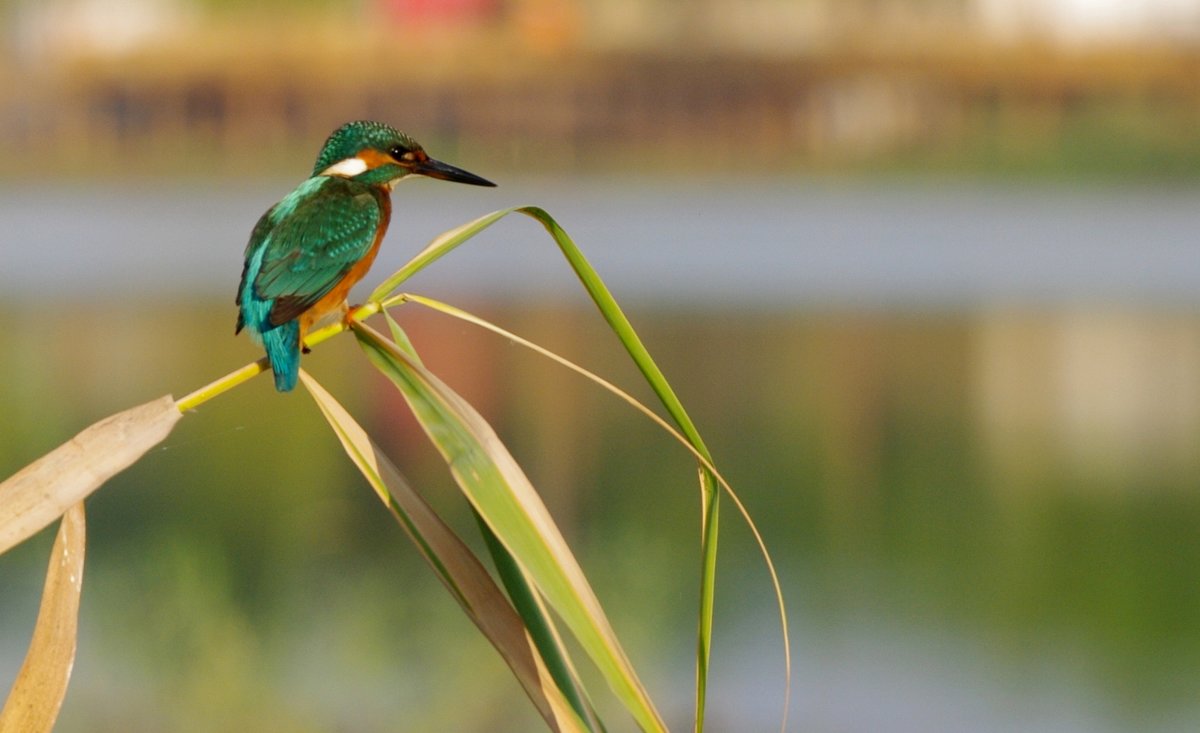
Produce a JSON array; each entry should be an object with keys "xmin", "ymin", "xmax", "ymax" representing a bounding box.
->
[{"xmin": 236, "ymin": 120, "xmax": 495, "ymax": 391}]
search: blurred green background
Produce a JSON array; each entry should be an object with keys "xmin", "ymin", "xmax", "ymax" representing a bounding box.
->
[{"xmin": 3, "ymin": 1, "xmax": 1200, "ymax": 731}]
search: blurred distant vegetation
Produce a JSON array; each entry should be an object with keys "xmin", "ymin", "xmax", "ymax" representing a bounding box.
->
[{"xmin": 2, "ymin": 0, "xmax": 1199, "ymax": 180}]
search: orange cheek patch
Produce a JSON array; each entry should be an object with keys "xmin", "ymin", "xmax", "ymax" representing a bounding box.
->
[{"xmin": 359, "ymin": 148, "xmax": 395, "ymax": 169}]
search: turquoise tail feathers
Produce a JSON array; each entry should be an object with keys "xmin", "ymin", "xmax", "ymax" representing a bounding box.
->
[
  {"xmin": 262, "ymin": 320, "xmax": 300, "ymax": 392},
  {"xmin": 239, "ymin": 248, "xmax": 301, "ymax": 392}
]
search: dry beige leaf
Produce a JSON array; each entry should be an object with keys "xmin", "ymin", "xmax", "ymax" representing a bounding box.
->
[
  {"xmin": 0, "ymin": 502, "xmax": 87, "ymax": 733},
  {"xmin": 0, "ymin": 396, "xmax": 180, "ymax": 556}
]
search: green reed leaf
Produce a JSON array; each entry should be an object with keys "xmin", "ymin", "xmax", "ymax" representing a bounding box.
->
[
  {"xmin": 352, "ymin": 321, "xmax": 667, "ymax": 733},
  {"xmin": 300, "ymin": 371, "xmax": 590, "ymax": 733}
]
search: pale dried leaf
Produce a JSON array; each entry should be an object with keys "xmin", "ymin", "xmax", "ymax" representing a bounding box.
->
[
  {"xmin": 0, "ymin": 503, "xmax": 87, "ymax": 733},
  {"xmin": 0, "ymin": 397, "xmax": 180, "ymax": 556}
]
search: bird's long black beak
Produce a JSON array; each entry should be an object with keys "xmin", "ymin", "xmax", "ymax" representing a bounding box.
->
[{"xmin": 415, "ymin": 157, "xmax": 496, "ymax": 187}]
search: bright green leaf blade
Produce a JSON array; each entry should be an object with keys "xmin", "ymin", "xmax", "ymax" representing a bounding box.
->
[
  {"xmin": 299, "ymin": 371, "xmax": 590, "ymax": 733},
  {"xmin": 383, "ymin": 309, "xmax": 423, "ymax": 364},
  {"xmin": 0, "ymin": 396, "xmax": 180, "ymax": 556},
  {"xmin": 472, "ymin": 508, "xmax": 605, "ymax": 732},
  {"xmin": 369, "ymin": 208, "xmax": 514, "ymax": 302},
  {"xmin": 352, "ymin": 322, "xmax": 667, "ymax": 733},
  {"xmin": 0, "ymin": 503, "xmax": 86, "ymax": 733},
  {"xmin": 371, "ymin": 205, "xmax": 714, "ymax": 457},
  {"xmin": 396, "ymin": 293, "xmax": 790, "ymax": 732},
  {"xmin": 373, "ymin": 206, "xmax": 788, "ymax": 731},
  {"xmin": 515, "ymin": 205, "xmax": 722, "ymax": 731}
]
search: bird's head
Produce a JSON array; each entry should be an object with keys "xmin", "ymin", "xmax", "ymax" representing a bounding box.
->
[{"xmin": 312, "ymin": 120, "xmax": 495, "ymax": 189}]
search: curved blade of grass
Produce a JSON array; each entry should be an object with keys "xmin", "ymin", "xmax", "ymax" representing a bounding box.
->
[
  {"xmin": 369, "ymin": 209, "xmax": 514, "ymax": 302},
  {"xmin": 370, "ymin": 206, "xmax": 713, "ymax": 459},
  {"xmin": 471, "ymin": 507, "xmax": 607, "ymax": 733},
  {"xmin": 0, "ymin": 396, "xmax": 180, "ymax": 556},
  {"xmin": 510, "ymin": 206, "xmax": 724, "ymax": 733},
  {"xmin": 370, "ymin": 207, "xmax": 728, "ymax": 731},
  {"xmin": 0, "ymin": 503, "xmax": 86, "ymax": 733},
  {"xmin": 382, "ymin": 310, "xmax": 423, "ymax": 363},
  {"xmin": 391, "ymin": 293, "xmax": 791, "ymax": 730},
  {"xmin": 298, "ymin": 371, "xmax": 589, "ymax": 733},
  {"xmin": 352, "ymin": 321, "xmax": 667, "ymax": 733}
]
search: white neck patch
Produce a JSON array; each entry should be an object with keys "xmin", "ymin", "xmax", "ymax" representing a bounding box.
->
[{"xmin": 320, "ymin": 157, "xmax": 369, "ymax": 177}]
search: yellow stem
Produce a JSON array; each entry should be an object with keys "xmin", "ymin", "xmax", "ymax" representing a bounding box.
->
[
  {"xmin": 174, "ymin": 302, "xmax": 382, "ymax": 413},
  {"xmin": 175, "ymin": 359, "xmax": 267, "ymax": 412}
]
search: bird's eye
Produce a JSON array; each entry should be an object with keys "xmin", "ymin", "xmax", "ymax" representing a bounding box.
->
[{"xmin": 390, "ymin": 146, "xmax": 415, "ymax": 162}]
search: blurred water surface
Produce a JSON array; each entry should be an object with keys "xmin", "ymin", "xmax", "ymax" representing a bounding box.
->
[
  {"xmin": 3, "ymin": 178, "xmax": 1199, "ymax": 304},
  {"xmin": 1, "ymin": 179, "xmax": 1198, "ymax": 732}
]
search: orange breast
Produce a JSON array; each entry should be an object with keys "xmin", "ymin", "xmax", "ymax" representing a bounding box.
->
[{"xmin": 299, "ymin": 191, "xmax": 392, "ymax": 340}]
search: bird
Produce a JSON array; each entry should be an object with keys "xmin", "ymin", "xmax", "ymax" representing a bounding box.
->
[{"xmin": 236, "ymin": 120, "xmax": 495, "ymax": 391}]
